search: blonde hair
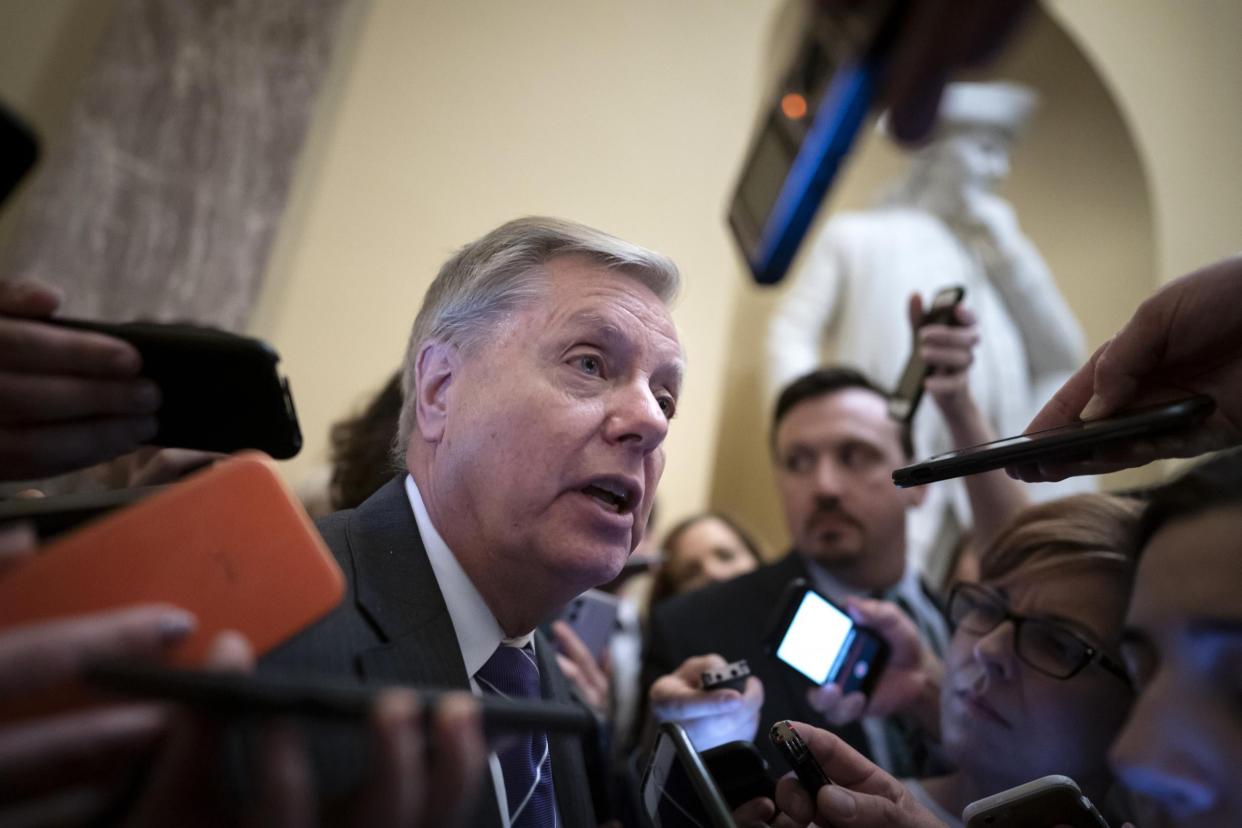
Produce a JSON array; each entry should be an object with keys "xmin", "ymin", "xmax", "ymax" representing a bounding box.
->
[
  {"xmin": 980, "ymin": 494, "xmax": 1142, "ymax": 584},
  {"xmin": 394, "ymin": 216, "xmax": 680, "ymax": 458}
]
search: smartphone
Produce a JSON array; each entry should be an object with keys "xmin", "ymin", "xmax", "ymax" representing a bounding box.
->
[
  {"xmin": 892, "ymin": 395, "xmax": 1216, "ymax": 487},
  {"xmin": 640, "ymin": 722, "xmax": 736, "ymax": 828},
  {"xmin": 0, "ymin": 486, "xmax": 160, "ymax": 540},
  {"xmin": 962, "ymin": 775, "xmax": 1110, "ymax": 828},
  {"xmin": 84, "ymin": 661, "xmax": 593, "ymax": 735},
  {"xmin": 558, "ymin": 588, "xmax": 620, "ymax": 665},
  {"xmin": 888, "ymin": 285, "xmax": 967, "ymax": 423},
  {"xmin": 0, "ymin": 455, "xmax": 343, "ymax": 694},
  {"xmin": 727, "ymin": 0, "xmax": 906, "ymax": 285},
  {"xmin": 701, "ymin": 740, "xmax": 775, "ymax": 809},
  {"xmin": 769, "ymin": 721, "xmax": 832, "ymax": 797},
  {"xmin": 765, "ymin": 579, "xmax": 888, "ymax": 694},
  {"xmin": 48, "ymin": 318, "xmax": 302, "ymax": 459}
]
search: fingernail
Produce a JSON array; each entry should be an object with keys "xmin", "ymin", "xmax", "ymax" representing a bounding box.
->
[
  {"xmin": 1080, "ymin": 394, "xmax": 1108, "ymax": 420},
  {"xmin": 822, "ymin": 784, "xmax": 858, "ymax": 817},
  {"xmin": 158, "ymin": 610, "xmax": 196, "ymax": 641},
  {"xmin": 132, "ymin": 381, "xmax": 161, "ymax": 412},
  {"xmin": 378, "ymin": 688, "xmax": 419, "ymax": 726},
  {"xmin": 111, "ymin": 348, "xmax": 142, "ymax": 374}
]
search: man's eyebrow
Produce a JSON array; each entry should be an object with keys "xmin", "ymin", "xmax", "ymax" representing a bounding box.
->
[{"xmin": 562, "ymin": 309, "xmax": 623, "ymax": 338}]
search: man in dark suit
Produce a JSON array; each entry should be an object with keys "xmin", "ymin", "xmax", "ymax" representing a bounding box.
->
[
  {"xmin": 645, "ymin": 344, "xmax": 1021, "ymax": 779},
  {"xmin": 263, "ymin": 216, "xmax": 685, "ymax": 827}
]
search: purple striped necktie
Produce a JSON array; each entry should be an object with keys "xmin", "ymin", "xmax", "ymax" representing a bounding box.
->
[{"xmin": 474, "ymin": 643, "xmax": 557, "ymax": 828}]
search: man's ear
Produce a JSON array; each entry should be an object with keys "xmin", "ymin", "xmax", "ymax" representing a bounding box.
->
[{"xmin": 413, "ymin": 340, "xmax": 459, "ymax": 444}]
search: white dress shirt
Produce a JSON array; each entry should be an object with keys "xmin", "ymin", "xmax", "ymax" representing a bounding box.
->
[{"xmin": 405, "ymin": 475, "xmax": 549, "ymax": 828}]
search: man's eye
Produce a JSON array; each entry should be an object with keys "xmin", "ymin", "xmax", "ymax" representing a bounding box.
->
[
  {"xmin": 785, "ymin": 452, "xmax": 814, "ymax": 474},
  {"xmin": 574, "ymin": 355, "xmax": 603, "ymax": 376},
  {"xmin": 657, "ymin": 395, "xmax": 677, "ymax": 419}
]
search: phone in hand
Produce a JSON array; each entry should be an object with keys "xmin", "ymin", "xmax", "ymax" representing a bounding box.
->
[
  {"xmin": 558, "ymin": 588, "xmax": 620, "ymax": 665},
  {"xmin": 700, "ymin": 740, "xmax": 775, "ymax": 809},
  {"xmin": 640, "ymin": 722, "xmax": 735, "ymax": 828},
  {"xmin": 48, "ymin": 318, "xmax": 303, "ymax": 459},
  {"xmin": 765, "ymin": 579, "xmax": 888, "ymax": 695},
  {"xmin": 962, "ymin": 774, "xmax": 1110, "ymax": 828},
  {"xmin": 892, "ymin": 395, "xmax": 1216, "ymax": 487},
  {"xmin": 888, "ymin": 285, "xmax": 967, "ymax": 423}
]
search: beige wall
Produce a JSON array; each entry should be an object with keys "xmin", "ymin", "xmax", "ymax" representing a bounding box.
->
[{"xmin": 1050, "ymin": 1, "xmax": 1242, "ymax": 281}]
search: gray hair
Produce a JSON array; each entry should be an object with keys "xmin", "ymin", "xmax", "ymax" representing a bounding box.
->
[{"xmin": 394, "ymin": 216, "xmax": 680, "ymax": 458}]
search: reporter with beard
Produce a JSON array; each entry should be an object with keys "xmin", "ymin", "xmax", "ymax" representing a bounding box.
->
[{"xmin": 644, "ymin": 297, "xmax": 1028, "ymax": 779}]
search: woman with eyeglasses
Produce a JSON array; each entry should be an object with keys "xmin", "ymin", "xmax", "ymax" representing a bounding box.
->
[{"xmin": 801, "ymin": 493, "xmax": 1141, "ymax": 827}]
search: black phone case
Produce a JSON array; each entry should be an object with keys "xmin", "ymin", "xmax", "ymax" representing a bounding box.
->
[
  {"xmin": 50, "ymin": 319, "xmax": 303, "ymax": 459},
  {"xmin": 701, "ymin": 741, "xmax": 775, "ymax": 808},
  {"xmin": 893, "ymin": 395, "xmax": 1215, "ymax": 487}
]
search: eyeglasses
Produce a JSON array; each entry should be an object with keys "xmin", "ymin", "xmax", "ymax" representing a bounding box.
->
[{"xmin": 947, "ymin": 582, "xmax": 1132, "ymax": 687}]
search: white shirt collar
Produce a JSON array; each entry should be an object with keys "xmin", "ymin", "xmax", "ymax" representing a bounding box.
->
[{"xmin": 404, "ymin": 475, "xmax": 533, "ymax": 678}]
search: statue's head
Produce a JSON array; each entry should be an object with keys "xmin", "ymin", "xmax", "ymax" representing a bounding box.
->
[{"xmin": 887, "ymin": 81, "xmax": 1038, "ymax": 200}]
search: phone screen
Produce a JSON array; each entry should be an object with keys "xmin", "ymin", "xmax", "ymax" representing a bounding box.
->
[
  {"xmin": 775, "ymin": 590, "xmax": 856, "ymax": 684},
  {"xmin": 642, "ymin": 731, "xmax": 713, "ymax": 828}
]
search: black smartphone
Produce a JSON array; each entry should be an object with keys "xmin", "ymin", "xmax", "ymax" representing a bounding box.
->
[
  {"xmin": 888, "ymin": 285, "xmax": 967, "ymax": 423},
  {"xmin": 769, "ymin": 721, "xmax": 832, "ymax": 798},
  {"xmin": 639, "ymin": 722, "xmax": 736, "ymax": 828},
  {"xmin": 892, "ymin": 395, "xmax": 1216, "ymax": 488},
  {"xmin": 84, "ymin": 661, "xmax": 593, "ymax": 735},
  {"xmin": 558, "ymin": 588, "xmax": 620, "ymax": 665},
  {"xmin": 727, "ymin": 0, "xmax": 907, "ymax": 285},
  {"xmin": 48, "ymin": 318, "xmax": 302, "ymax": 459},
  {"xmin": 0, "ymin": 487, "xmax": 160, "ymax": 540},
  {"xmin": 764, "ymin": 579, "xmax": 888, "ymax": 695},
  {"xmin": 701, "ymin": 740, "xmax": 775, "ymax": 809}
]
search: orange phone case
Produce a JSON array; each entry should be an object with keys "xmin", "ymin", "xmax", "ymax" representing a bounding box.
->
[{"xmin": 0, "ymin": 453, "xmax": 345, "ymax": 668}]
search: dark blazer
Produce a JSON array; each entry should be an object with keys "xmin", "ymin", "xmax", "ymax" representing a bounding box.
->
[
  {"xmin": 642, "ymin": 553, "xmax": 873, "ymax": 773},
  {"xmin": 261, "ymin": 476, "xmax": 596, "ymax": 827}
]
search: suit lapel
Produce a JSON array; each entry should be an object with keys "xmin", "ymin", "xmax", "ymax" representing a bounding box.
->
[{"xmin": 346, "ymin": 477, "xmax": 470, "ymax": 689}]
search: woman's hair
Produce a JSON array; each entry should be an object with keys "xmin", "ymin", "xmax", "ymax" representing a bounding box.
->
[
  {"xmin": 647, "ymin": 512, "xmax": 764, "ymax": 609},
  {"xmin": 979, "ymin": 493, "xmax": 1143, "ymax": 587},
  {"xmin": 328, "ymin": 372, "xmax": 404, "ymax": 511}
]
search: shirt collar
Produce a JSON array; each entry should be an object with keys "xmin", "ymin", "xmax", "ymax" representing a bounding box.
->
[
  {"xmin": 404, "ymin": 475, "xmax": 533, "ymax": 676},
  {"xmin": 800, "ymin": 553, "xmax": 919, "ymax": 604}
]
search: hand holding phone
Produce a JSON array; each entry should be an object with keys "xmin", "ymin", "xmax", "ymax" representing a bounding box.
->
[
  {"xmin": 0, "ymin": 283, "xmax": 160, "ymax": 480},
  {"xmin": 49, "ymin": 318, "xmax": 302, "ymax": 459},
  {"xmin": 888, "ymin": 286, "xmax": 967, "ymax": 423},
  {"xmin": 894, "ymin": 395, "xmax": 1216, "ymax": 487},
  {"xmin": 648, "ymin": 654, "xmax": 765, "ymax": 750},
  {"xmin": 804, "ymin": 596, "xmax": 938, "ymax": 728},
  {"xmin": 764, "ymin": 580, "xmax": 889, "ymax": 695}
]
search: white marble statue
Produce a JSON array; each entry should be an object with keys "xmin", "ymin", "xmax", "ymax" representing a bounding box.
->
[{"xmin": 766, "ymin": 81, "xmax": 1093, "ymax": 581}]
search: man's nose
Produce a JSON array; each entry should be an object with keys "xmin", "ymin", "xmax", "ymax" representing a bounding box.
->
[
  {"xmin": 972, "ymin": 621, "xmax": 1017, "ymax": 680},
  {"xmin": 605, "ymin": 383, "xmax": 668, "ymax": 451},
  {"xmin": 1109, "ymin": 683, "xmax": 1218, "ymax": 819},
  {"xmin": 812, "ymin": 456, "xmax": 844, "ymax": 497}
]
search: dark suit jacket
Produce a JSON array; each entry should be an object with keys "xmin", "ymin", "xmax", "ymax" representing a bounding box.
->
[
  {"xmin": 643, "ymin": 553, "xmax": 874, "ymax": 773},
  {"xmin": 260, "ymin": 476, "xmax": 596, "ymax": 827}
]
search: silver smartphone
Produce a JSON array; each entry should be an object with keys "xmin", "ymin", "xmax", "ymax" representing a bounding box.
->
[{"xmin": 962, "ymin": 775, "xmax": 1110, "ymax": 828}]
